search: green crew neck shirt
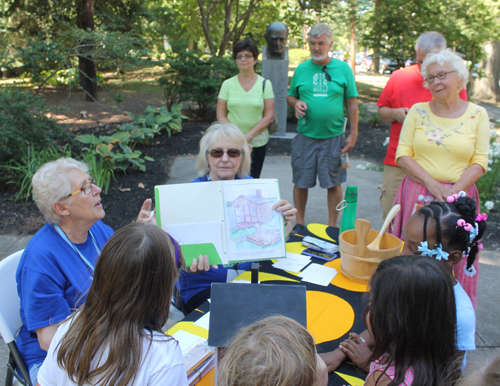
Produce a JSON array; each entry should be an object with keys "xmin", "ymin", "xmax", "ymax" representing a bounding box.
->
[
  {"xmin": 218, "ymin": 74, "xmax": 274, "ymax": 148},
  {"xmin": 288, "ymin": 58, "xmax": 358, "ymax": 139}
]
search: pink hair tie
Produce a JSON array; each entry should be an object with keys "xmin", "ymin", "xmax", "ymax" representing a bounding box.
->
[
  {"xmin": 477, "ymin": 242, "xmax": 484, "ymax": 250},
  {"xmin": 476, "ymin": 213, "xmax": 488, "ymax": 222},
  {"xmin": 456, "ymin": 219, "xmax": 466, "ymax": 227},
  {"xmin": 447, "ymin": 195, "xmax": 455, "ymax": 203},
  {"xmin": 464, "ymin": 223, "xmax": 473, "ymax": 232}
]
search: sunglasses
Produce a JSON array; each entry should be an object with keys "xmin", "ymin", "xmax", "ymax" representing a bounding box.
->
[
  {"xmin": 207, "ymin": 149, "xmax": 242, "ymax": 158},
  {"xmin": 322, "ymin": 66, "xmax": 331, "ymax": 81}
]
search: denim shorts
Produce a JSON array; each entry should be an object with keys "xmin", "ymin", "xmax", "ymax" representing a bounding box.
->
[{"xmin": 291, "ymin": 133, "xmax": 346, "ymax": 189}]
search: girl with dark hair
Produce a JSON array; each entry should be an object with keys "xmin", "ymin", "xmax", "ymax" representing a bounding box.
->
[
  {"xmin": 402, "ymin": 193, "xmax": 486, "ymax": 300},
  {"xmin": 362, "ymin": 256, "xmax": 461, "ymax": 386},
  {"xmin": 35, "ymin": 223, "xmax": 188, "ymax": 386},
  {"xmin": 217, "ymin": 39, "xmax": 275, "ymax": 178}
]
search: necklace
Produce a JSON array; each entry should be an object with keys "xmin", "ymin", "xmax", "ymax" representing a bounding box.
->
[{"xmin": 54, "ymin": 225, "xmax": 101, "ymax": 275}]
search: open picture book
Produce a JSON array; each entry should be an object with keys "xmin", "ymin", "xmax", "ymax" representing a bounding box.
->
[{"xmin": 154, "ymin": 179, "xmax": 287, "ymax": 266}]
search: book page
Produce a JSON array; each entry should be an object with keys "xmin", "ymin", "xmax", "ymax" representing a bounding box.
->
[
  {"xmin": 165, "ymin": 222, "xmax": 226, "ymax": 265},
  {"xmin": 222, "ymin": 179, "xmax": 286, "ymax": 262}
]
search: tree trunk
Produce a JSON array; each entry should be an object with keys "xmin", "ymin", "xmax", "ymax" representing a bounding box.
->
[
  {"xmin": 349, "ymin": 0, "xmax": 356, "ymax": 77},
  {"xmin": 372, "ymin": 0, "xmax": 381, "ymax": 73},
  {"xmin": 78, "ymin": 0, "xmax": 97, "ymax": 101},
  {"xmin": 471, "ymin": 40, "xmax": 500, "ymax": 102}
]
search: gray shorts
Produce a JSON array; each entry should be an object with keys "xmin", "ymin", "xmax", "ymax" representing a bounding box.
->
[{"xmin": 292, "ymin": 133, "xmax": 347, "ymax": 189}]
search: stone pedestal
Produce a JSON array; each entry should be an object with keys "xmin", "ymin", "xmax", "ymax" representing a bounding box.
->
[{"xmin": 262, "ymin": 46, "xmax": 289, "ymax": 137}]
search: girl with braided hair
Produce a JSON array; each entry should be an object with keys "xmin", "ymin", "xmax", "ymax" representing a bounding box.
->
[
  {"xmin": 400, "ymin": 193, "xmax": 487, "ymax": 369},
  {"xmin": 321, "ymin": 193, "xmax": 486, "ymax": 375},
  {"xmin": 402, "ymin": 193, "xmax": 486, "ymax": 309}
]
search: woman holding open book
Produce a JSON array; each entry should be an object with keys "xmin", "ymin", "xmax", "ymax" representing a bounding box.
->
[{"xmin": 175, "ymin": 123, "xmax": 296, "ymax": 315}]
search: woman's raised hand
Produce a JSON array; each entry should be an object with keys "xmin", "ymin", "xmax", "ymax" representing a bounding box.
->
[
  {"xmin": 136, "ymin": 198, "xmax": 156, "ymax": 224},
  {"xmin": 272, "ymin": 199, "xmax": 297, "ymax": 222}
]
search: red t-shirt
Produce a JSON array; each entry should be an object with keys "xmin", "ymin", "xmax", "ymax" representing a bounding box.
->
[{"xmin": 377, "ymin": 65, "xmax": 467, "ymax": 166}]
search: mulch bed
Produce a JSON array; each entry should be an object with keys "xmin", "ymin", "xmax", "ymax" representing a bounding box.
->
[{"xmin": 1, "ymin": 109, "xmax": 498, "ymax": 250}]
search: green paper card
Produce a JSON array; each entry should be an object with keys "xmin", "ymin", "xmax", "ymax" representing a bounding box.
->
[{"xmin": 180, "ymin": 243, "xmax": 223, "ymax": 267}]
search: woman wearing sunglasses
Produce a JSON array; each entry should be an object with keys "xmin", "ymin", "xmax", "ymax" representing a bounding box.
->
[
  {"xmin": 16, "ymin": 157, "xmax": 155, "ymax": 385},
  {"xmin": 391, "ymin": 49, "xmax": 490, "ymax": 308},
  {"xmin": 216, "ymin": 39, "xmax": 275, "ymax": 178},
  {"xmin": 176, "ymin": 123, "xmax": 296, "ymax": 314}
]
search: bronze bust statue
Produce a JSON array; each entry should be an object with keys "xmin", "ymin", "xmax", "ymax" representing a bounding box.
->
[{"xmin": 265, "ymin": 22, "xmax": 288, "ymax": 59}]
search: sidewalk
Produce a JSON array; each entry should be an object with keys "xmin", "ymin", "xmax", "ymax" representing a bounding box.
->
[{"xmin": 1, "ymin": 155, "xmax": 499, "ymax": 379}]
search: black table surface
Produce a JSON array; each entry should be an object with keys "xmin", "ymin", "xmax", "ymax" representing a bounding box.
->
[{"xmin": 179, "ymin": 225, "xmax": 368, "ymax": 386}]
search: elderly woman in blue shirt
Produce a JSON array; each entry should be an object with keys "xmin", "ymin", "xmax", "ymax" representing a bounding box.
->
[{"xmin": 16, "ymin": 157, "xmax": 154, "ymax": 384}]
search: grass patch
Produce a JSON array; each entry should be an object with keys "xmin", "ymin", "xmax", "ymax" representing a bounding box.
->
[
  {"xmin": 355, "ymin": 80, "xmax": 384, "ymax": 102},
  {"xmin": 106, "ymin": 79, "xmax": 161, "ymax": 93}
]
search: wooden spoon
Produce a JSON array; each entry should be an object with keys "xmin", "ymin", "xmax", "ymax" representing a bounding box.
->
[
  {"xmin": 354, "ymin": 218, "xmax": 371, "ymax": 258},
  {"xmin": 367, "ymin": 204, "xmax": 401, "ymax": 250}
]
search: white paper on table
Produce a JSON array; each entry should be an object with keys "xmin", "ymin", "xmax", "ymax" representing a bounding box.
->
[
  {"xmin": 298, "ymin": 263, "xmax": 338, "ymax": 286},
  {"xmin": 273, "ymin": 259, "xmax": 309, "ymax": 274},
  {"xmin": 193, "ymin": 312, "xmax": 210, "ymax": 330},
  {"xmin": 165, "ymin": 222, "xmax": 225, "ymax": 264},
  {"xmin": 172, "ymin": 330, "xmax": 205, "ymax": 354},
  {"xmin": 285, "ymin": 252, "xmax": 312, "ymax": 264}
]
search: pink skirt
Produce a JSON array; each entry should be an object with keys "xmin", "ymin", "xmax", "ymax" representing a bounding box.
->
[{"xmin": 390, "ymin": 177, "xmax": 480, "ymax": 309}]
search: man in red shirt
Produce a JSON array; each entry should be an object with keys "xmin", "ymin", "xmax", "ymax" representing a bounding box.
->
[{"xmin": 377, "ymin": 31, "xmax": 467, "ymax": 219}]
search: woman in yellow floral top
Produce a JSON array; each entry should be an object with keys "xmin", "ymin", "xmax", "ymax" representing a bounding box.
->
[{"xmin": 392, "ymin": 49, "xmax": 490, "ymax": 308}]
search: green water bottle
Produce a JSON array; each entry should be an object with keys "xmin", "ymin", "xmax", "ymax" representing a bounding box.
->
[{"xmin": 340, "ymin": 185, "xmax": 357, "ymax": 233}]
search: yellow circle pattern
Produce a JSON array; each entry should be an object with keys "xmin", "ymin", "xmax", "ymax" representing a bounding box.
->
[{"xmin": 307, "ymin": 291, "xmax": 355, "ymax": 344}]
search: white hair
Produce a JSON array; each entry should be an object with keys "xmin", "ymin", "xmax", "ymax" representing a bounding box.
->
[
  {"xmin": 421, "ymin": 49, "xmax": 469, "ymax": 90},
  {"xmin": 196, "ymin": 122, "xmax": 251, "ymax": 178},
  {"xmin": 415, "ymin": 31, "xmax": 446, "ymax": 55},
  {"xmin": 32, "ymin": 158, "xmax": 89, "ymax": 224},
  {"xmin": 309, "ymin": 23, "xmax": 332, "ymax": 44}
]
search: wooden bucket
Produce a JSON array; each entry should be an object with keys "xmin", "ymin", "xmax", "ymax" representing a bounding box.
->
[{"xmin": 339, "ymin": 219, "xmax": 402, "ymax": 284}]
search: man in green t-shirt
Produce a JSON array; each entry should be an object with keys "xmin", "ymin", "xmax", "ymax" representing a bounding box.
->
[{"xmin": 287, "ymin": 23, "xmax": 358, "ymax": 230}]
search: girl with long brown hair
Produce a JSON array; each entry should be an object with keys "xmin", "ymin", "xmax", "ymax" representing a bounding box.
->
[{"xmin": 36, "ymin": 222, "xmax": 188, "ymax": 386}]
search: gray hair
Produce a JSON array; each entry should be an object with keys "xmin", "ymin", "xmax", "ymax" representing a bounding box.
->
[
  {"xmin": 309, "ymin": 23, "xmax": 332, "ymax": 44},
  {"xmin": 421, "ymin": 49, "xmax": 469, "ymax": 90},
  {"xmin": 32, "ymin": 158, "xmax": 89, "ymax": 224},
  {"xmin": 196, "ymin": 122, "xmax": 251, "ymax": 178},
  {"xmin": 415, "ymin": 31, "xmax": 446, "ymax": 55}
]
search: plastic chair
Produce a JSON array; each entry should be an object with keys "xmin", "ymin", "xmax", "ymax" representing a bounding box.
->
[{"xmin": 0, "ymin": 250, "xmax": 32, "ymax": 386}]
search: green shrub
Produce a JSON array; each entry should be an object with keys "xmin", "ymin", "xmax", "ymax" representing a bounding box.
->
[
  {"xmin": 289, "ymin": 48, "xmax": 311, "ymax": 67},
  {"xmin": 160, "ymin": 51, "xmax": 237, "ymax": 115},
  {"xmin": 82, "ymin": 151, "xmax": 115, "ymax": 195},
  {"xmin": 0, "ymin": 87, "xmax": 70, "ymax": 165},
  {"xmin": 2, "ymin": 144, "xmax": 72, "ymax": 201},
  {"xmin": 128, "ymin": 104, "xmax": 187, "ymax": 138},
  {"xmin": 476, "ymin": 130, "xmax": 500, "ymax": 213},
  {"xmin": 76, "ymin": 131, "xmax": 153, "ymax": 172}
]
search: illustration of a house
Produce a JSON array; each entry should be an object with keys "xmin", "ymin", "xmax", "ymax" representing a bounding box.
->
[{"xmin": 228, "ymin": 189, "xmax": 274, "ymax": 230}]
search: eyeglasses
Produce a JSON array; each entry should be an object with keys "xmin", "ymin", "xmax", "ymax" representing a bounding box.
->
[
  {"xmin": 207, "ymin": 149, "xmax": 242, "ymax": 158},
  {"xmin": 64, "ymin": 178, "xmax": 96, "ymax": 199},
  {"xmin": 425, "ymin": 71, "xmax": 456, "ymax": 84},
  {"xmin": 236, "ymin": 53, "xmax": 254, "ymax": 60},
  {"xmin": 322, "ymin": 66, "xmax": 331, "ymax": 81}
]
